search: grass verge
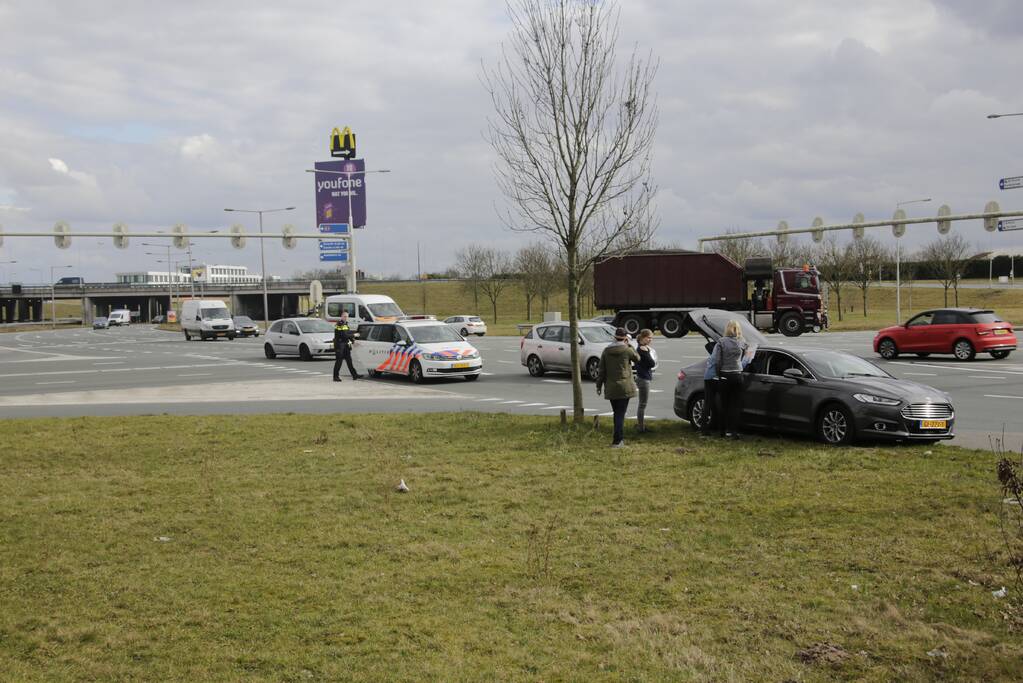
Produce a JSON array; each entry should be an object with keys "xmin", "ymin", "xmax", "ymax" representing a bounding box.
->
[{"xmin": 1, "ymin": 413, "xmax": 1021, "ymax": 681}]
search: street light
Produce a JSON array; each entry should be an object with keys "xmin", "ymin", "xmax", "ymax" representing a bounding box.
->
[
  {"xmin": 50, "ymin": 264, "xmax": 73, "ymax": 328},
  {"xmin": 892, "ymin": 198, "xmax": 932, "ymax": 324},
  {"xmin": 304, "ymin": 168, "xmax": 391, "ymax": 294},
  {"xmin": 987, "ymin": 112, "xmax": 1023, "ymax": 119},
  {"xmin": 143, "ymin": 241, "xmax": 177, "ymax": 316},
  {"xmin": 223, "ymin": 207, "xmax": 295, "ymax": 331}
]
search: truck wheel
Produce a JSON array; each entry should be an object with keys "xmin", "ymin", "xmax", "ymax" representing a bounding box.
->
[
  {"xmin": 779, "ymin": 312, "xmax": 803, "ymax": 337},
  {"xmin": 621, "ymin": 314, "xmax": 645, "ymax": 336},
  {"xmin": 659, "ymin": 314, "xmax": 686, "ymax": 338}
]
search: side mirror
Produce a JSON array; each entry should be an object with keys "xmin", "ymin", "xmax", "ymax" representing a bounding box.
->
[
  {"xmin": 782, "ymin": 368, "xmax": 805, "ymax": 379},
  {"xmin": 396, "ymin": 339, "xmax": 407, "ymax": 346},
  {"xmin": 196, "ymin": 315, "xmax": 202, "ymax": 321}
]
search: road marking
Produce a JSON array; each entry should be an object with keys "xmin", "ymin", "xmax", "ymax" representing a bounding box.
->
[
  {"xmin": 500, "ymin": 400, "xmax": 524, "ymax": 404},
  {"xmin": 891, "ymin": 360, "xmax": 1023, "ymax": 376},
  {"xmin": 902, "ymin": 372, "xmax": 937, "ymax": 376},
  {"xmin": 477, "ymin": 397, "xmax": 504, "ymax": 402},
  {"xmin": 496, "ymin": 360, "xmax": 515, "ymax": 364},
  {"xmin": 985, "ymin": 394, "xmax": 1023, "ymax": 400},
  {"xmin": 970, "ymin": 375, "xmax": 1005, "ymax": 379},
  {"xmin": 94, "ymin": 361, "xmax": 125, "ymax": 365},
  {"xmin": 177, "ymin": 373, "xmax": 210, "ymax": 377},
  {"xmin": 480, "ymin": 372, "xmax": 495, "ymax": 376},
  {"xmin": 650, "ymin": 389, "xmax": 664, "ymax": 393},
  {"xmin": 36, "ymin": 380, "xmax": 76, "ymax": 385},
  {"xmin": 542, "ymin": 379, "xmax": 569, "ymax": 384},
  {"xmin": 519, "ymin": 402, "xmax": 547, "ymax": 407},
  {"xmin": 541, "ymin": 405, "xmax": 572, "ymax": 410}
]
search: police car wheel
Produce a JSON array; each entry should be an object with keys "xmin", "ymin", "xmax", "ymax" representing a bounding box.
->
[{"xmin": 409, "ymin": 361, "xmax": 424, "ymax": 384}]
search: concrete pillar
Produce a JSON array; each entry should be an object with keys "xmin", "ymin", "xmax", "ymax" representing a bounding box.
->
[{"xmin": 83, "ymin": 296, "xmax": 93, "ymax": 324}]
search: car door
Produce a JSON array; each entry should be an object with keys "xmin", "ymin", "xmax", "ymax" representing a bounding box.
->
[
  {"xmin": 900, "ymin": 312, "xmax": 934, "ymax": 352},
  {"xmin": 929, "ymin": 310, "xmax": 959, "ymax": 352},
  {"xmin": 278, "ymin": 321, "xmax": 300, "ymax": 355},
  {"xmin": 541, "ymin": 325, "xmax": 570, "ymax": 370},
  {"xmin": 742, "ymin": 351, "xmax": 816, "ymax": 433}
]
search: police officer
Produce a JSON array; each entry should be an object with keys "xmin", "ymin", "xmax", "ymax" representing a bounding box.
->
[{"xmin": 333, "ymin": 311, "xmax": 361, "ymax": 382}]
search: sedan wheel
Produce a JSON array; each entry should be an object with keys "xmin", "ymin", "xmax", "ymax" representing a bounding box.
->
[
  {"xmin": 688, "ymin": 395, "xmax": 709, "ymax": 430},
  {"xmin": 953, "ymin": 339, "xmax": 976, "ymax": 361},
  {"xmin": 299, "ymin": 344, "xmax": 312, "ymax": 362},
  {"xmin": 818, "ymin": 404, "xmax": 854, "ymax": 445},
  {"xmin": 585, "ymin": 357, "xmax": 600, "ymax": 382},
  {"xmin": 264, "ymin": 343, "xmax": 276, "ymax": 359},
  {"xmin": 409, "ymin": 360, "xmax": 424, "ymax": 384},
  {"xmin": 527, "ymin": 354, "xmax": 545, "ymax": 377},
  {"xmin": 460, "ymin": 328, "xmax": 469, "ymax": 337},
  {"xmin": 991, "ymin": 349, "xmax": 1012, "ymax": 360},
  {"xmin": 878, "ymin": 338, "xmax": 899, "ymax": 360}
]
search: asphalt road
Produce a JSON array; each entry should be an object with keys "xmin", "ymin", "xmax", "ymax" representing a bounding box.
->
[{"xmin": 1, "ymin": 325, "xmax": 1020, "ymax": 450}]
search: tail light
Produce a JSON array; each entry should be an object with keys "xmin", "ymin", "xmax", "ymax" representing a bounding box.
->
[
  {"xmin": 677, "ymin": 369, "xmax": 686, "ymax": 381},
  {"xmin": 978, "ymin": 329, "xmax": 991, "ymax": 336}
]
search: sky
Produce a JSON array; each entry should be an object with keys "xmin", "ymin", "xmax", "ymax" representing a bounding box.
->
[{"xmin": 1, "ymin": 0, "xmax": 1021, "ymax": 284}]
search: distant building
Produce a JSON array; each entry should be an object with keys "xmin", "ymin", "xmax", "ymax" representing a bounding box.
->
[
  {"xmin": 116, "ymin": 271, "xmax": 191, "ymax": 285},
  {"xmin": 179, "ymin": 264, "xmax": 263, "ymax": 285}
]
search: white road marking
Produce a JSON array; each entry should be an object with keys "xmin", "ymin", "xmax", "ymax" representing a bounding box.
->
[
  {"xmin": 971, "ymin": 375, "xmax": 1005, "ymax": 379},
  {"xmin": 500, "ymin": 400, "xmax": 524, "ymax": 404},
  {"xmin": 477, "ymin": 397, "xmax": 504, "ymax": 402},
  {"xmin": 542, "ymin": 379, "xmax": 569, "ymax": 384},
  {"xmin": 37, "ymin": 380, "xmax": 75, "ymax": 385},
  {"xmin": 985, "ymin": 394, "xmax": 1023, "ymax": 400},
  {"xmin": 541, "ymin": 405, "xmax": 572, "ymax": 410},
  {"xmin": 94, "ymin": 361, "xmax": 125, "ymax": 365},
  {"xmin": 892, "ymin": 360, "xmax": 1023, "ymax": 376},
  {"xmin": 650, "ymin": 389, "xmax": 664, "ymax": 393},
  {"xmin": 519, "ymin": 402, "xmax": 547, "ymax": 407},
  {"xmin": 177, "ymin": 373, "xmax": 210, "ymax": 377},
  {"xmin": 902, "ymin": 372, "xmax": 937, "ymax": 376},
  {"xmin": 496, "ymin": 360, "xmax": 515, "ymax": 364}
]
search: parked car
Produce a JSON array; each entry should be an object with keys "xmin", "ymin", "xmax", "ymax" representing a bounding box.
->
[
  {"xmin": 264, "ymin": 318, "xmax": 335, "ymax": 360},
  {"xmin": 151, "ymin": 315, "xmax": 166, "ymax": 324},
  {"xmin": 520, "ymin": 320, "xmax": 625, "ymax": 381},
  {"xmin": 874, "ymin": 308, "xmax": 1016, "ymax": 361},
  {"xmin": 233, "ymin": 315, "xmax": 260, "ymax": 337},
  {"xmin": 92, "ymin": 317, "xmax": 109, "ymax": 329},
  {"xmin": 674, "ymin": 309, "xmax": 955, "ymax": 445},
  {"xmin": 355, "ymin": 319, "xmax": 483, "ymax": 382},
  {"xmin": 443, "ymin": 315, "xmax": 487, "ymax": 337}
]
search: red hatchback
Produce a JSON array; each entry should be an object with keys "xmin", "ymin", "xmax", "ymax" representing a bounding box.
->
[{"xmin": 874, "ymin": 308, "xmax": 1016, "ymax": 361}]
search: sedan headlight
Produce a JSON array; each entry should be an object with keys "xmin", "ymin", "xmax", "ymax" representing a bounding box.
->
[
  {"xmin": 853, "ymin": 393, "xmax": 901, "ymax": 406},
  {"xmin": 463, "ymin": 350, "xmax": 481, "ymax": 359},
  {"xmin": 421, "ymin": 352, "xmax": 446, "ymax": 360}
]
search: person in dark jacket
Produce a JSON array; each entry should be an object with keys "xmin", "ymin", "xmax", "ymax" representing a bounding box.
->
[
  {"xmin": 596, "ymin": 327, "xmax": 640, "ymax": 448},
  {"xmin": 709, "ymin": 320, "xmax": 749, "ymax": 437},
  {"xmin": 332, "ymin": 311, "xmax": 361, "ymax": 382},
  {"xmin": 634, "ymin": 328, "xmax": 656, "ymax": 433}
]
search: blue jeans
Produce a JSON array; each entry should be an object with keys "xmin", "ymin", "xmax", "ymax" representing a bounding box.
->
[{"xmin": 610, "ymin": 397, "xmax": 630, "ymax": 444}]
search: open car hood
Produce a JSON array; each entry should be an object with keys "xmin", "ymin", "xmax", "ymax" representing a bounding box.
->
[{"xmin": 685, "ymin": 309, "xmax": 769, "ymax": 347}]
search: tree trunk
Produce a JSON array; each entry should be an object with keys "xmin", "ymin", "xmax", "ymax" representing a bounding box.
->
[
  {"xmin": 835, "ymin": 288, "xmax": 844, "ymax": 322},
  {"xmin": 526, "ymin": 293, "xmax": 532, "ymax": 320},
  {"xmin": 567, "ymin": 248, "xmax": 584, "ymax": 423},
  {"xmin": 492, "ymin": 298, "xmax": 498, "ymax": 324},
  {"xmin": 862, "ymin": 287, "xmax": 867, "ymax": 317},
  {"xmin": 943, "ymin": 285, "xmax": 949, "ymax": 307}
]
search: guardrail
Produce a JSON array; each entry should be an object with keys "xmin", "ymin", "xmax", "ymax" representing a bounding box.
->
[{"xmin": 0, "ymin": 280, "xmax": 343, "ymax": 296}]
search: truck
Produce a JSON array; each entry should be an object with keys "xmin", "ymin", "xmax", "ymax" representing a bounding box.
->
[{"xmin": 593, "ymin": 251, "xmax": 828, "ymax": 338}]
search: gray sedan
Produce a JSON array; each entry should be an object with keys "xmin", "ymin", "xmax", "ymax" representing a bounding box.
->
[{"xmin": 673, "ymin": 309, "xmax": 955, "ymax": 445}]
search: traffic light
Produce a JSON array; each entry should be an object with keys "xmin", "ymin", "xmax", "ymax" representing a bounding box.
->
[
  {"xmin": 282, "ymin": 224, "xmax": 297, "ymax": 249},
  {"xmin": 230, "ymin": 224, "xmax": 246, "ymax": 249},
  {"xmin": 54, "ymin": 221, "xmax": 71, "ymax": 249},
  {"xmin": 172, "ymin": 223, "xmax": 188, "ymax": 248},
  {"xmin": 112, "ymin": 222, "xmax": 129, "ymax": 249}
]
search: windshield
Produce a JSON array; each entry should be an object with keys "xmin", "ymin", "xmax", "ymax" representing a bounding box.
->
[
  {"xmin": 408, "ymin": 325, "xmax": 464, "ymax": 344},
  {"xmin": 970, "ymin": 312, "xmax": 1002, "ymax": 324},
  {"xmin": 95, "ymin": 317, "xmax": 107, "ymax": 322},
  {"xmin": 580, "ymin": 326, "xmax": 615, "ymax": 343},
  {"xmin": 689, "ymin": 309, "xmax": 768, "ymax": 346},
  {"xmin": 801, "ymin": 350, "xmax": 891, "ymax": 379},
  {"xmin": 297, "ymin": 319, "xmax": 335, "ymax": 334},
  {"xmin": 234, "ymin": 316, "xmax": 254, "ymax": 324},
  {"xmin": 201, "ymin": 307, "xmax": 230, "ymax": 320},
  {"xmin": 368, "ymin": 302, "xmax": 404, "ymax": 317}
]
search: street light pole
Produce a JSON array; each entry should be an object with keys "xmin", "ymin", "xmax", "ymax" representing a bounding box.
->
[
  {"xmin": 987, "ymin": 112, "xmax": 1023, "ymax": 119},
  {"xmin": 143, "ymin": 241, "xmax": 175, "ymax": 318},
  {"xmin": 894, "ymin": 198, "xmax": 932, "ymax": 324},
  {"xmin": 224, "ymin": 207, "xmax": 295, "ymax": 332},
  {"xmin": 50, "ymin": 264, "xmax": 72, "ymax": 328}
]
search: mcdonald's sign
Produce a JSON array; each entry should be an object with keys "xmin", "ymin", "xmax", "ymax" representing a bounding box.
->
[{"xmin": 330, "ymin": 126, "xmax": 356, "ymax": 159}]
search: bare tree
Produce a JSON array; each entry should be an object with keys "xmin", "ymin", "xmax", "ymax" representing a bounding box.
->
[
  {"xmin": 714, "ymin": 231, "xmax": 766, "ymax": 266},
  {"xmin": 454, "ymin": 244, "xmax": 488, "ymax": 310},
  {"xmin": 814, "ymin": 236, "xmax": 855, "ymax": 322},
  {"xmin": 484, "ymin": 0, "xmax": 658, "ymax": 422},
  {"xmin": 919, "ymin": 234, "xmax": 975, "ymax": 306},
  {"xmin": 477, "ymin": 248, "xmax": 515, "ymax": 324},
  {"xmin": 515, "ymin": 243, "xmax": 550, "ymax": 320},
  {"xmin": 846, "ymin": 236, "xmax": 889, "ymax": 317}
]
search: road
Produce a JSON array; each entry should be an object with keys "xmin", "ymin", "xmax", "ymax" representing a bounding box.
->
[{"xmin": 0, "ymin": 326, "xmax": 1020, "ymax": 451}]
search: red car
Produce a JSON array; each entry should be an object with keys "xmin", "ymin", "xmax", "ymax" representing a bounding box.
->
[{"xmin": 874, "ymin": 308, "xmax": 1016, "ymax": 361}]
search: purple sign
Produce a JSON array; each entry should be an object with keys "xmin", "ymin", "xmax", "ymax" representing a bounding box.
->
[{"xmin": 314, "ymin": 158, "xmax": 367, "ymax": 228}]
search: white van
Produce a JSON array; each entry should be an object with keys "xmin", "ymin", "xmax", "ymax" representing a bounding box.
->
[
  {"xmin": 108, "ymin": 309, "xmax": 132, "ymax": 326},
  {"xmin": 180, "ymin": 299, "xmax": 236, "ymax": 341},
  {"xmin": 323, "ymin": 294, "xmax": 405, "ymax": 330}
]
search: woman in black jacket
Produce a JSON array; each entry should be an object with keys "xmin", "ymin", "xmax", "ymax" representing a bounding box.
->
[{"xmin": 634, "ymin": 329, "xmax": 656, "ymax": 433}]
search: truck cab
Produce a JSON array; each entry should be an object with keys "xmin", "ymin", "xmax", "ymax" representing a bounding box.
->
[{"xmin": 769, "ymin": 268, "xmax": 827, "ymax": 336}]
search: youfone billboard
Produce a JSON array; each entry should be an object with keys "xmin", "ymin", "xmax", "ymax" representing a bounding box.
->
[{"xmin": 314, "ymin": 158, "xmax": 367, "ymax": 229}]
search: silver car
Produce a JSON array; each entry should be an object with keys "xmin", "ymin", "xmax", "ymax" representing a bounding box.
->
[
  {"xmin": 263, "ymin": 317, "xmax": 335, "ymax": 361},
  {"xmin": 520, "ymin": 320, "xmax": 620, "ymax": 381},
  {"xmin": 444, "ymin": 315, "xmax": 487, "ymax": 337}
]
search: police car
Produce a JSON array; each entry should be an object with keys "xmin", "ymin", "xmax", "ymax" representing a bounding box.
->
[{"xmin": 355, "ymin": 319, "xmax": 483, "ymax": 382}]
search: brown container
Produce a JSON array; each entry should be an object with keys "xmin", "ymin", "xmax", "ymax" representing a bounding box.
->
[{"xmin": 593, "ymin": 251, "xmax": 746, "ymax": 310}]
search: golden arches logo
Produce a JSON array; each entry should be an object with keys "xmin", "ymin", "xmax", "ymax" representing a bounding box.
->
[{"xmin": 330, "ymin": 126, "xmax": 356, "ymax": 158}]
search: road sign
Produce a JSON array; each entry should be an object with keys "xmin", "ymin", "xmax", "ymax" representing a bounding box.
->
[
  {"xmin": 997, "ymin": 219, "xmax": 1023, "ymax": 232},
  {"xmin": 318, "ymin": 223, "xmax": 350, "ymax": 234},
  {"xmin": 999, "ymin": 176, "xmax": 1023, "ymax": 190},
  {"xmin": 319, "ymin": 252, "xmax": 349, "ymax": 262},
  {"xmin": 318, "ymin": 239, "xmax": 349, "ymax": 251}
]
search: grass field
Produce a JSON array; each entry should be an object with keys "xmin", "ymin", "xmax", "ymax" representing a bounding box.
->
[{"xmin": 2, "ymin": 413, "xmax": 1021, "ymax": 681}]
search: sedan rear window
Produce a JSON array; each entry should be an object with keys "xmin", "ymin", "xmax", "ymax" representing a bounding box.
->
[
  {"xmin": 297, "ymin": 319, "xmax": 334, "ymax": 333},
  {"xmin": 969, "ymin": 312, "xmax": 1002, "ymax": 324},
  {"xmin": 469, "ymin": 317, "xmax": 483, "ymax": 322},
  {"xmin": 580, "ymin": 326, "xmax": 615, "ymax": 343}
]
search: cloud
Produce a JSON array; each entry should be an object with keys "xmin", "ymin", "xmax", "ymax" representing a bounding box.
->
[{"xmin": 48, "ymin": 158, "xmax": 69, "ymax": 174}]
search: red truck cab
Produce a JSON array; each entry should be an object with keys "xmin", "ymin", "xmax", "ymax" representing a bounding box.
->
[{"xmin": 769, "ymin": 268, "xmax": 827, "ymax": 336}]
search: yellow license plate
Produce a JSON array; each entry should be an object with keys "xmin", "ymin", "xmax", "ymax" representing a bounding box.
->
[
  {"xmin": 453, "ymin": 362, "xmax": 470, "ymax": 369},
  {"xmin": 995, "ymin": 329, "xmax": 1008, "ymax": 335},
  {"xmin": 921, "ymin": 420, "xmax": 947, "ymax": 429}
]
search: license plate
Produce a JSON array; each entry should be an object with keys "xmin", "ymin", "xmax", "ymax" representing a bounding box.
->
[
  {"xmin": 995, "ymin": 329, "xmax": 1008, "ymax": 335},
  {"xmin": 453, "ymin": 362, "xmax": 470, "ymax": 369},
  {"xmin": 921, "ymin": 420, "xmax": 947, "ymax": 429}
]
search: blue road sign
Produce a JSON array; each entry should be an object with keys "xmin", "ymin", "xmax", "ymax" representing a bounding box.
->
[
  {"xmin": 318, "ymin": 239, "xmax": 349, "ymax": 250},
  {"xmin": 997, "ymin": 219, "xmax": 1023, "ymax": 232},
  {"xmin": 1000, "ymin": 176, "xmax": 1023, "ymax": 191},
  {"xmin": 318, "ymin": 223, "xmax": 350, "ymax": 234},
  {"xmin": 319, "ymin": 252, "xmax": 350, "ymax": 262}
]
